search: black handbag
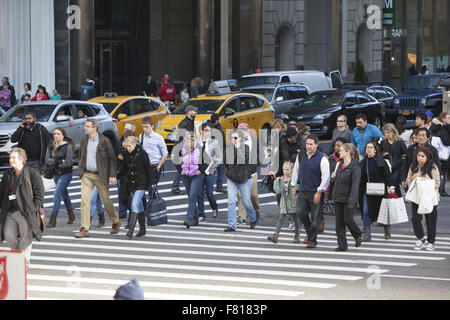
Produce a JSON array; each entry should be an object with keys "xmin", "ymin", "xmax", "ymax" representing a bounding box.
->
[
  {"xmin": 145, "ymin": 188, "xmax": 168, "ymax": 226},
  {"xmin": 42, "ymin": 163, "xmax": 55, "ymax": 179}
]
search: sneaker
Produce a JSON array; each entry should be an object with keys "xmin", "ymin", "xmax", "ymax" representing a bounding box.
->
[
  {"xmin": 172, "ymin": 188, "xmax": 184, "ymax": 195},
  {"xmin": 212, "ymin": 209, "xmax": 219, "ymax": 219},
  {"xmin": 289, "ymin": 221, "xmax": 295, "ymax": 231},
  {"xmin": 414, "ymin": 239, "xmax": 426, "ymax": 250},
  {"xmin": 199, "ymin": 216, "xmax": 206, "ymax": 222},
  {"xmin": 425, "ymin": 243, "xmax": 435, "ymax": 251},
  {"xmin": 237, "ymin": 218, "xmax": 246, "ymax": 225}
]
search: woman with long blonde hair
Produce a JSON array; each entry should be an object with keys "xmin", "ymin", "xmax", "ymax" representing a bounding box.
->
[{"xmin": 382, "ymin": 123, "xmax": 407, "ymax": 196}]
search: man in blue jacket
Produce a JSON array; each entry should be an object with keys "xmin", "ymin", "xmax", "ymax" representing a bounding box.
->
[{"xmin": 351, "ymin": 114, "xmax": 384, "ymax": 156}]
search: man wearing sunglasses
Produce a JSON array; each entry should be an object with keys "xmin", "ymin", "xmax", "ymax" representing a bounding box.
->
[{"xmin": 11, "ymin": 111, "xmax": 50, "ymax": 172}]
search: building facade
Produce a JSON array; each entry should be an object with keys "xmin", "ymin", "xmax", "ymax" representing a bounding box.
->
[{"xmin": 1, "ymin": 0, "xmax": 449, "ymax": 100}]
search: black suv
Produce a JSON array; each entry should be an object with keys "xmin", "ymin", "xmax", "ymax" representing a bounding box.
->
[
  {"xmin": 388, "ymin": 73, "xmax": 450, "ymax": 122},
  {"xmin": 280, "ymin": 89, "xmax": 385, "ymax": 137}
]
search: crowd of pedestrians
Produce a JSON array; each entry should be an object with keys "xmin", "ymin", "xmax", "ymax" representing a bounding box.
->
[{"xmin": 0, "ymin": 91, "xmax": 449, "ymax": 268}]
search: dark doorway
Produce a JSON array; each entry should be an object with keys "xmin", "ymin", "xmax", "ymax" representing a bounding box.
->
[{"xmin": 94, "ymin": 0, "xmax": 149, "ymax": 95}]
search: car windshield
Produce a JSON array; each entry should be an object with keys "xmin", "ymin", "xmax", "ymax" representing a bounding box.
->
[
  {"xmin": 0, "ymin": 104, "xmax": 56, "ymax": 123},
  {"xmin": 173, "ymin": 100, "xmax": 224, "ymax": 114},
  {"xmin": 242, "ymin": 88, "xmax": 274, "ymax": 101},
  {"xmin": 299, "ymin": 93, "xmax": 344, "ymax": 107},
  {"xmin": 238, "ymin": 76, "xmax": 280, "ymax": 88},
  {"xmin": 100, "ymin": 103, "xmax": 119, "ymax": 113},
  {"xmin": 407, "ymin": 76, "xmax": 446, "ymax": 90}
]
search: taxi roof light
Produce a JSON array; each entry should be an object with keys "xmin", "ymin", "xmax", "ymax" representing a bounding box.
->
[
  {"xmin": 104, "ymin": 92, "xmax": 118, "ymax": 98},
  {"xmin": 206, "ymin": 80, "xmax": 241, "ymax": 96}
]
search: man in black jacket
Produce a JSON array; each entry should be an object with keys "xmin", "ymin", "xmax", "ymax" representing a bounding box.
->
[
  {"xmin": 401, "ymin": 127, "xmax": 441, "ymax": 188},
  {"xmin": 142, "ymin": 75, "xmax": 158, "ymax": 97},
  {"xmin": 10, "ymin": 111, "xmax": 50, "ymax": 172}
]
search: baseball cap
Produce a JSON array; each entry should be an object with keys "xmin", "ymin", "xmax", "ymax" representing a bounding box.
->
[
  {"xmin": 286, "ymin": 127, "xmax": 298, "ymax": 138},
  {"xmin": 425, "ymin": 110, "xmax": 433, "ymax": 117},
  {"xmin": 238, "ymin": 123, "xmax": 250, "ymax": 131},
  {"xmin": 185, "ymin": 105, "xmax": 198, "ymax": 113}
]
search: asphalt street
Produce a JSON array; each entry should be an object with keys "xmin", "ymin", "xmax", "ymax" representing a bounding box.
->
[{"xmin": 0, "ymin": 155, "xmax": 449, "ymax": 300}]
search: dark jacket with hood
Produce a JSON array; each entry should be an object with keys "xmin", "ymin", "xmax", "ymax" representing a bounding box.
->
[
  {"xmin": 45, "ymin": 141, "xmax": 74, "ymax": 176},
  {"xmin": 11, "ymin": 123, "xmax": 51, "ymax": 166},
  {"xmin": 332, "ymin": 160, "xmax": 361, "ymax": 208},
  {"xmin": 0, "ymin": 166, "xmax": 45, "ymax": 242},
  {"xmin": 118, "ymin": 144, "xmax": 155, "ymax": 194}
]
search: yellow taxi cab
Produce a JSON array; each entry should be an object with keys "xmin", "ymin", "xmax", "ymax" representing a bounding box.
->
[
  {"xmin": 155, "ymin": 80, "xmax": 275, "ymax": 146},
  {"xmin": 89, "ymin": 93, "xmax": 170, "ymax": 136}
]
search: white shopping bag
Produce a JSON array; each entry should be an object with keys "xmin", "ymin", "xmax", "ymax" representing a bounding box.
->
[
  {"xmin": 42, "ymin": 176, "xmax": 56, "ymax": 192},
  {"xmin": 415, "ymin": 178, "xmax": 438, "ymax": 214},
  {"xmin": 377, "ymin": 199, "xmax": 390, "ymax": 225},
  {"xmin": 405, "ymin": 179, "xmax": 418, "ymax": 204},
  {"xmin": 386, "ymin": 194, "xmax": 409, "ymax": 224}
]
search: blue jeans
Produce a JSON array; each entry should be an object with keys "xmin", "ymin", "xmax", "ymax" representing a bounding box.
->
[
  {"xmin": 181, "ymin": 174, "xmax": 205, "ymax": 222},
  {"xmin": 227, "ymin": 178, "xmax": 257, "ymax": 230},
  {"xmin": 203, "ymin": 173, "xmax": 218, "ymax": 211},
  {"xmin": 216, "ymin": 164, "xmax": 225, "ymax": 189},
  {"xmin": 130, "ymin": 190, "xmax": 146, "ymax": 213},
  {"xmin": 90, "ymin": 186, "xmax": 104, "ymax": 217},
  {"xmin": 171, "ymin": 171, "xmax": 182, "ymax": 189},
  {"xmin": 52, "ymin": 172, "xmax": 73, "ymax": 214},
  {"xmin": 362, "ymin": 193, "xmax": 371, "ymax": 228}
]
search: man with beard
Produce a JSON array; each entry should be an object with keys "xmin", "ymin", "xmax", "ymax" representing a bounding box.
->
[{"xmin": 11, "ymin": 111, "xmax": 50, "ymax": 172}]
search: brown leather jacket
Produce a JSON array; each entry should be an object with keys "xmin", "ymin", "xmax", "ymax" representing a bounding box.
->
[{"xmin": 78, "ymin": 134, "xmax": 116, "ymax": 185}]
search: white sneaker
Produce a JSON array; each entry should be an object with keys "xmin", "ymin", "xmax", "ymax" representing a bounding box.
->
[
  {"xmin": 289, "ymin": 221, "xmax": 295, "ymax": 231},
  {"xmin": 414, "ymin": 239, "xmax": 425, "ymax": 250},
  {"xmin": 425, "ymin": 243, "xmax": 435, "ymax": 251}
]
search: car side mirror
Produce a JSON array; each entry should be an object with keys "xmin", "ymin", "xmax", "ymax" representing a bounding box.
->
[
  {"xmin": 56, "ymin": 115, "xmax": 70, "ymax": 122},
  {"xmin": 118, "ymin": 113, "xmax": 127, "ymax": 121},
  {"xmin": 276, "ymin": 96, "xmax": 284, "ymax": 103}
]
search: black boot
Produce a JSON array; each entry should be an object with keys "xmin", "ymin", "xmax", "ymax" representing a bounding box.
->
[
  {"xmin": 126, "ymin": 213, "xmax": 138, "ymax": 239},
  {"xmin": 135, "ymin": 213, "xmax": 146, "ymax": 237},
  {"xmin": 383, "ymin": 225, "xmax": 391, "ymax": 240}
]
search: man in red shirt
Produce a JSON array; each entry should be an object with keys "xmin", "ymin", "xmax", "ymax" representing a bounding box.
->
[{"xmin": 158, "ymin": 77, "xmax": 176, "ymax": 102}]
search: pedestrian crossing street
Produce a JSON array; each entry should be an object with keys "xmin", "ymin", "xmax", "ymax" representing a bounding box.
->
[{"xmin": 1, "ymin": 172, "xmax": 450, "ymax": 300}]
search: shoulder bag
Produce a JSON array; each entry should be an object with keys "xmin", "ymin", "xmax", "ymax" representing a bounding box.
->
[{"xmin": 365, "ymin": 160, "xmax": 385, "ymax": 196}]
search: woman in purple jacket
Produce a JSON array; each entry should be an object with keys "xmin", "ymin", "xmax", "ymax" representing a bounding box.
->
[{"xmin": 179, "ymin": 132, "xmax": 209, "ymax": 228}]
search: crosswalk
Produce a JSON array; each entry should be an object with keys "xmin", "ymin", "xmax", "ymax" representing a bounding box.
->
[
  {"xmin": 18, "ymin": 223, "xmax": 450, "ymax": 300},
  {"xmin": 1, "ymin": 171, "xmax": 449, "ymax": 300}
]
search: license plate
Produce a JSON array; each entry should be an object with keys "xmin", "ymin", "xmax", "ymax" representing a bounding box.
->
[
  {"xmin": 168, "ymin": 133, "xmax": 177, "ymax": 141},
  {"xmin": 402, "ymin": 110, "xmax": 411, "ymax": 115}
]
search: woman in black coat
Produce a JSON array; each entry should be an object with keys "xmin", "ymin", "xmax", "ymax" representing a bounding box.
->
[
  {"xmin": 331, "ymin": 143, "xmax": 363, "ymax": 251},
  {"xmin": 360, "ymin": 141, "xmax": 395, "ymax": 241},
  {"xmin": 118, "ymin": 136, "xmax": 155, "ymax": 239},
  {"xmin": 431, "ymin": 112, "xmax": 450, "ymax": 196}
]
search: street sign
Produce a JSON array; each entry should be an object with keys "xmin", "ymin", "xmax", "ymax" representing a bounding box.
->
[
  {"xmin": 383, "ymin": 0, "xmax": 396, "ymax": 26},
  {"xmin": 0, "ymin": 250, "xmax": 27, "ymax": 300}
]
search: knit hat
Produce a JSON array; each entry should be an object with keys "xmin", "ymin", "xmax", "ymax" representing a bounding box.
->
[
  {"xmin": 238, "ymin": 123, "xmax": 250, "ymax": 131},
  {"xmin": 114, "ymin": 279, "xmax": 144, "ymax": 300},
  {"xmin": 286, "ymin": 127, "xmax": 298, "ymax": 138}
]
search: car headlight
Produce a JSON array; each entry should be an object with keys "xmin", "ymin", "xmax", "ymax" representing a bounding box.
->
[
  {"xmin": 394, "ymin": 98, "xmax": 400, "ymax": 105},
  {"xmin": 156, "ymin": 121, "xmax": 161, "ymax": 130},
  {"xmin": 280, "ymin": 113, "xmax": 289, "ymax": 119},
  {"xmin": 421, "ymin": 98, "xmax": 427, "ymax": 105},
  {"xmin": 313, "ymin": 113, "xmax": 332, "ymax": 120}
]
